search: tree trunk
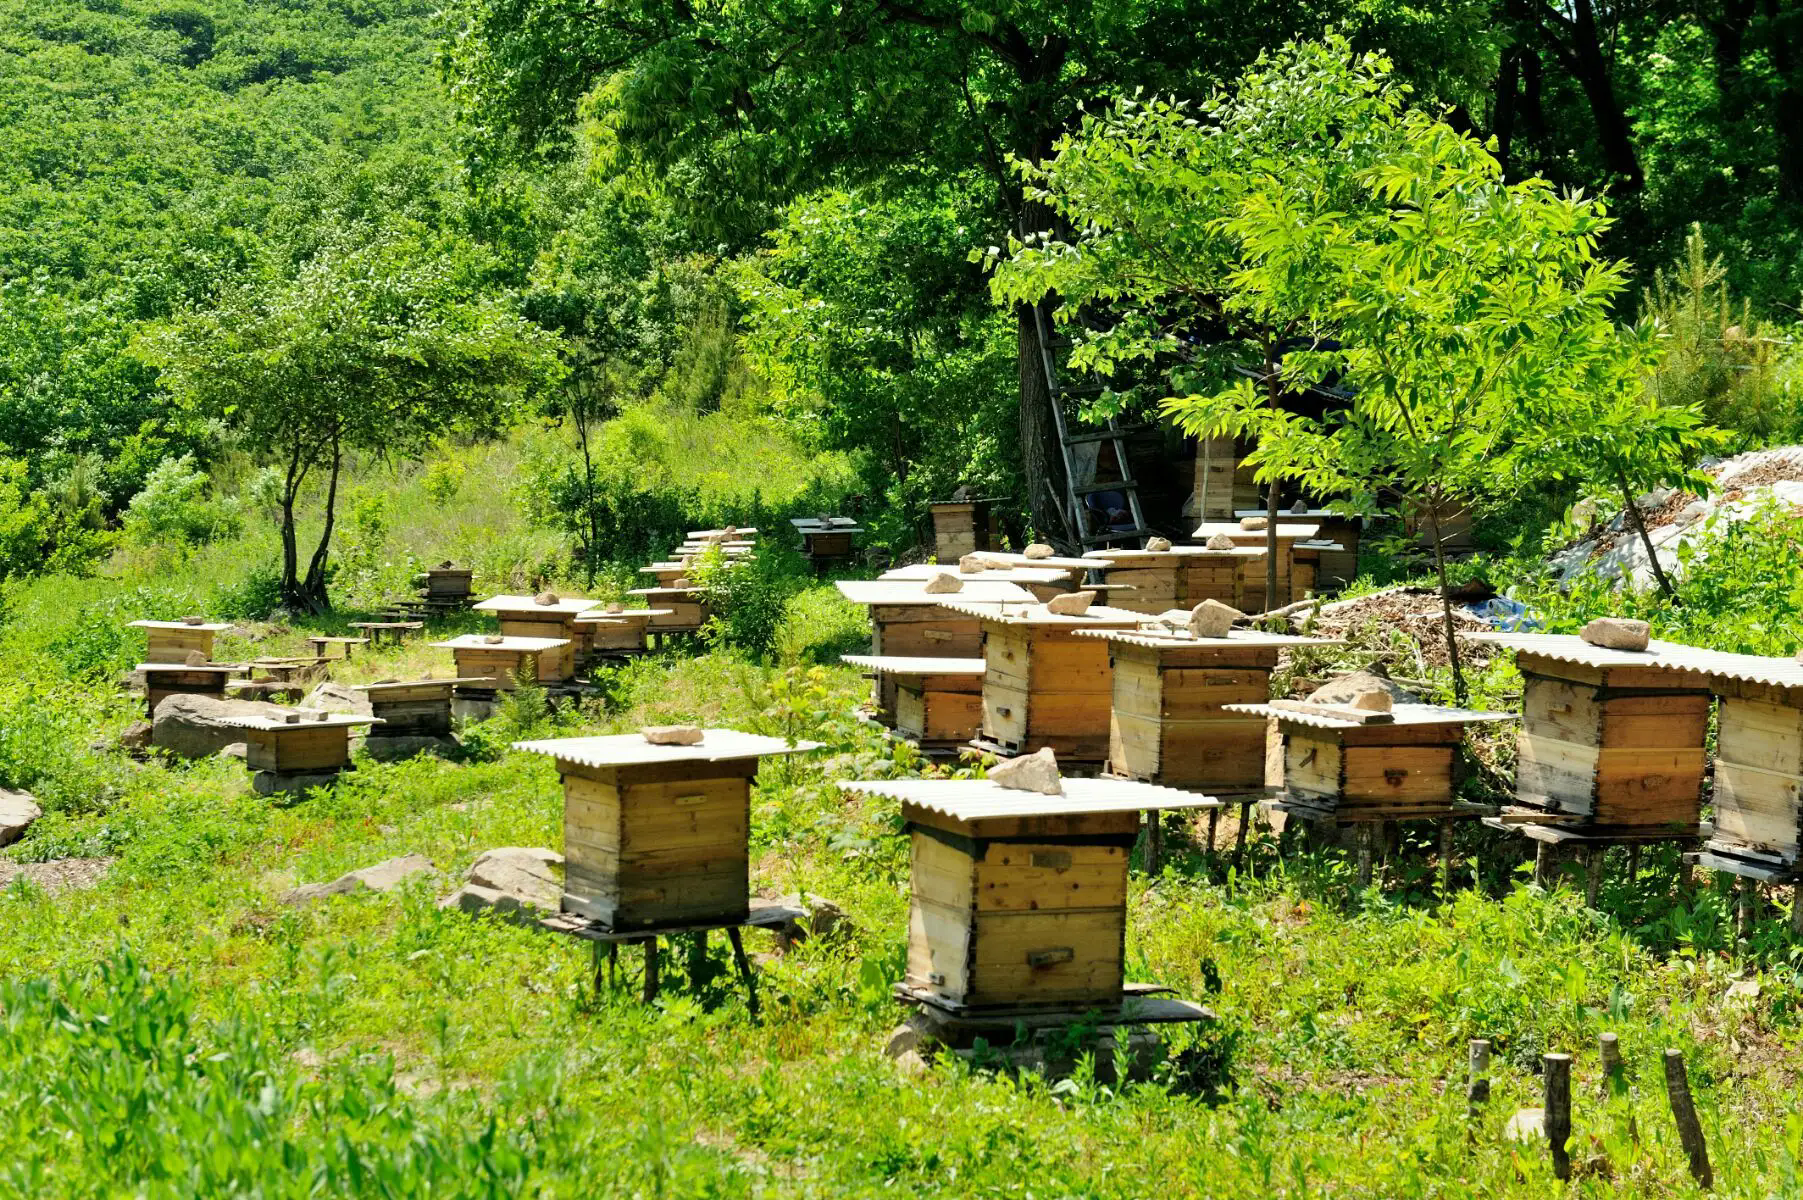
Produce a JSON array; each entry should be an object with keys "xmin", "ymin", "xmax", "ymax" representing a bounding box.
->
[
  {"xmin": 1428, "ymin": 491, "xmax": 1468, "ymax": 705},
  {"xmin": 298, "ymin": 430, "xmax": 342, "ymax": 614},
  {"xmin": 575, "ymin": 403, "xmax": 599, "ymax": 588},
  {"xmin": 278, "ymin": 440, "xmax": 307, "ymax": 610},
  {"xmin": 1492, "ymin": 44, "xmax": 1520, "ymax": 176},
  {"xmin": 1568, "ymin": 0, "xmax": 1644, "ymax": 189},
  {"xmin": 1017, "ymin": 298, "xmax": 1069, "ymax": 546},
  {"xmin": 1615, "ymin": 465, "xmax": 1680, "ymax": 601},
  {"xmin": 1767, "ymin": 0, "xmax": 1803, "ymax": 204}
]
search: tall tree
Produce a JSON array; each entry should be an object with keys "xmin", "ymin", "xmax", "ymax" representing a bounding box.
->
[{"xmin": 444, "ymin": 0, "xmax": 1496, "ymax": 543}]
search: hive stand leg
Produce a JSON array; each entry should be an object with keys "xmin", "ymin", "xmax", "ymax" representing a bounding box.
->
[
  {"xmin": 1736, "ymin": 879, "xmax": 1757, "ymax": 950},
  {"xmin": 608, "ymin": 942, "xmax": 619, "ymax": 989},
  {"xmin": 727, "ymin": 927, "xmax": 760, "ymax": 1021},
  {"xmin": 1356, "ymin": 824, "xmax": 1375, "ymax": 888},
  {"xmin": 688, "ymin": 931, "xmax": 710, "ymax": 995},
  {"xmin": 1438, "ymin": 818, "xmax": 1455, "ymax": 897},
  {"xmin": 1206, "ymin": 808, "xmax": 1220, "ymax": 867},
  {"xmin": 1794, "ymin": 883, "xmax": 1803, "ymax": 938},
  {"xmin": 1585, "ymin": 847, "xmax": 1604, "ymax": 909},
  {"xmin": 1232, "ymin": 800, "xmax": 1252, "ymax": 873},
  {"xmin": 592, "ymin": 942, "xmax": 606, "ymax": 994},
  {"xmin": 1626, "ymin": 844, "xmax": 1640, "ymax": 886},
  {"xmin": 642, "ymin": 938, "xmax": 661, "ymax": 1004},
  {"xmin": 1534, "ymin": 841, "xmax": 1555, "ymax": 889}
]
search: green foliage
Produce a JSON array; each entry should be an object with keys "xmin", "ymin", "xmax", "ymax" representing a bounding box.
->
[
  {"xmin": 122, "ymin": 455, "xmax": 242, "ymax": 548},
  {"xmin": 694, "ymin": 545, "xmax": 804, "ymax": 663},
  {"xmin": 0, "ymin": 458, "xmax": 50, "ymax": 585}
]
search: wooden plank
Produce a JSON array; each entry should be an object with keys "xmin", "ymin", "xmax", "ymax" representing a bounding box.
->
[
  {"xmin": 1285, "ymin": 732, "xmax": 1342, "ymax": 799},
  {"xmin": 974, "ymin": 842, "xmax": 1126, "ymax": 913},
  {"xmin": 965, "ymin": 909, "xmax": 1125, "ymax": 1008}
]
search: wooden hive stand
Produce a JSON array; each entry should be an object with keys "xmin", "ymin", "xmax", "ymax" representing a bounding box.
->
[
  {"xmin": 791, "ymin": 516, "xmax": 864, "ymax": 571},
  {"xmin": 136, "ymin": 660, "xmax": 250, "ymax": 720},
  {"xmin": 835, "ymin": 578, "xmax": 1033, "ymax": 717},
  {"xmin": 130, "ymin": 618, "xmax": 233, "ymax": 664},
  {"xmin": 472, "ymin": 595, "xmax": 600, "ymax": 682},
  {"xmin": 1190, "ymin": 519, "xmax": 1339, "ymax": 611},
  {"xmin": 1466, "ymin": 632, "xmax": 1716, "ymax": 896},
  {"xmin": 1079, "ymin": 625, "xmax": 1343, "ymax": 867},
  {"xmin": 839, "ymin": 776, "xmax": 1220, "ymax": 1072},
  {"xmin": 1082, "ymin": 545, "xmax": 1264, "ymax": 615},
  {"xmin": 516, "ymin": 728, "xmax": 821, "ymax": 1015},
  {"xmin": 432, "ymin": 634, "xmax": 570, "ymax": 693},
  {"xmin": 306, "ymin": 635, "xmax": 368, "ymax": 662},
  {"xmin": 935, "ymin": 598, "xmax": 1144, "ymax": 768},
  {"xmin": 216, "ymin": 709, "xmax": 380, "ymax": 796},
  {"xmin": 348, "ymin": 620, "xmax": 424, "ymax": 646},
  {"xmin": 575, "ymin": 607, "xmax": 676, "ymax": 658},
  {"xmin": 842, "ymin": 655, "xmax": 986, "ymax": 752},
  {"xmin": 928, "ymin": 499, "xmax": 998, "ymax": 562}
]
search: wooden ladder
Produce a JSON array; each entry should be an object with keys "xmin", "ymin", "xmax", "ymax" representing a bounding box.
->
[{"xmin": 1031, "ymin": 302, "xmax": 1151, "ymax": 547}]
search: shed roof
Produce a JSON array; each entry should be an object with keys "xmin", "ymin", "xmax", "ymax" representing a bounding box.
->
[
  {"xmin": 514, "ymin": 729, "xmax": 821, "ymax": 767},
  {"xmin": 841, "ymin": 655, "xmax": 987, "ymax": 677},
  {"xmin": 432, "ymin": 634, "xmax": 570, "ymax": 651},
  {"xmin": 1224, "ymin": 701, "xmax": 1516, "ymax": 730},
  {"xmin": 931, "ymin": 599, "xmax": 1145, "ymax": 628},
  {"xmin": 839, "ymin": 775, "xmax": 1220, "ymax": 818},
  {"xmin": 473, "ymin": 594, "xmax": 600, "ymax": 616},
  {"xmin": 835, "ymin": 579, "xmax": 1034, "ymax": 607}
]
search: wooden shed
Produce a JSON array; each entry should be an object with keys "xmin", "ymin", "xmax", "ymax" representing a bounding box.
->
[
  {"xmin": 432, "ymin": 634, "xmax": 571, "ymax": 691},
  {"xmin": 842, "ymin": 655, "xmax": 986, "ymax": 748},
  {"xmin": 130, "ymin": 618, "xmax": 232, "ymax": 664},
  {"xmin": 838, "ymin": 776, "xmax": 1219, "ymax": 1012},
  {"xmin": 136, "ymin": 661, "xmax": 249, "ymax": 719},
  {"xmin": 1078, "ymin": 627, "xmax": 1340, "ymax": 792},
  {"xmin": 217, "ymin": 710, "xmax": 379, "ymax": 780},
  {"xmin": 928, "ymin": 500, "xmax": 997, "ymax": 562},
  {"xmin": 935, "ymin": 599, "xmax": 1144, "ymax": 764},
  {"xmin": 1466, "ymin": 633, "xmax": 1714, "ymax": 834},
  {"xmin": 1082, "ymin": 546, "xmax": 1264, "ymax": 615},
  {"xmin": 514, "ymin": 729, "xmax": 819, "ymax": 929},
  {"xmin": 1226, "ymin": 700, "xmax": 1515, "ymax": 823},
  {"xmin": 472, "ymin": 595, "xmax": 600, "ymax": 681}
]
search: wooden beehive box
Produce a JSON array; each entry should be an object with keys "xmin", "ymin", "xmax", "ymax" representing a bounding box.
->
[
  {"xmin": 1677, "ymin": 650, "xmax": 1803, "ymax": 876},
  {"xmin": 1083, "ymin": 546, "xmax": 1263, "ymax": 615},
  {"xmin": 795, "ymin": 518, "xmax": 862, "ymax": 559},
  {"xmin": 1080, "ymin": 627, "xmax": 1341, "ymax": 791},
  {"xmin": 1191, "ymin": 520, "xmax": 1327, "ymax": 610},
  {"xmin": 352, "ymin": 678, "xmax": 485, "ymax": 738},
  {"xmin": 1468, "ymin": 633, "xmax": 1714, "ymax": 831},
  {"xmin": 576, "ymin": 608, "xmax": 674, "ymax": 653},
  {"xmin": 136, "ymin": 661, "xmax": 249, "ymax": 719},
  {"xmin": 937, "ymin": 599, "xmax": 1144, "ymax": 763},
  {"xmin": 1227, "ymin": 700, "xmax": 1516, "ymax": 822},
  {"xmin": 218, "ymin": 711, "xmax": 379, "ymax": 775},
  {"xmin": 473, "ymin": 595, "xmax": 599, "ymax": 681},
  {"xmin": 843, "ymin": 655, "xmax": 986, "ymax": 746},
  {"xmin": 626, "ymin": 586, "xmax": 710, "ymax": 631},
  {"xmin": 929, "ymin": 500, "xmax": 994, "ymax": 561},
  {"xmin": 432, "ymin": 635, "xmax": 569, "ymax": 690},
  {"xmin": 423, "ymin": 566, "xmax": 474, "ymax": 602},
  {"xmin": 130, "ymin": 619, "xmax": 232, "ymax": 664},
  {"xmin": 515, "ymin": 729, "xmax": 820, "ymax": 929},
  {"xmin": 839, "ymin": 776, "xmax": 1219, "ymax": 1011},
  {"xmin": 837, "ymin": 580, "xmax": 1030, "ymax": 716},
  {"xmin": 1236, "ymin": 507, "xmax": 1364, "ymax": 593}
]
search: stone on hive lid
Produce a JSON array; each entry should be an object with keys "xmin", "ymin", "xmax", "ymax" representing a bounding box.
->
[
  {"xmin": 1307, "ymin": 670, "xmax": 1419, "ymax": 706},
  {"xmin": 607, "ymin": 602, "xmax": 624, "ymax": 613},
  {"xmin": 988, "ymin": 747, "xmax": 1063, "ymax": 795},
  {"xmin": 643, "ymin": 725, "xmax": 703, "ymax": 746},
  {"xmin": 1205, "ymin": 533, "xmax": 1236, "ymax": 550},
  {"xmin": 437, "ymin": 560, "xmax": 454, "ymax": 569},
  {"xmin": 957, "ymin": 554, "xmax": 987, "ymax": 575},
  {"xmin": 1239, "ymin": 516, "xmax": 1268, "ymax": 531},
  {"xmin": 978, "ymin": 554, "xmax": 1015, "ymax": 569},
  {"xmin": 923, "ymin": 571, "xmax": 963, "ymax": 594},
  {"xmin": 182, "ymin": 614, "xmax": 206, "ymax": 626},
  {"xmin": 1348, "ymin": 690, "xmax": 1393, "ymax": 714},
  {"xmin": 1291, "ymin": 499, "xmax": 1310, "ymax": 515},
  {"xmin": 951, "ymin": 484, "xmax": 973, "ymax": 502},
  {"xmin": 1023, "ymin": 543, "xmax": 1054, "ymax": 560},
  {"xmin": 535, "ymin": 591, "xmax": 560, "ymax": 606},
  {"xmin": 483, "ymin": 634, "xmax": 504, "ymax": 645},
  {"xmin": 1580, "ymin": 617, "xmax": 1650, "ymax": 652},
  {"xmin": 1189, "ymin": 599, "xmax": 1240, "ymax": 639},
  {"xmin": 1046, "ymin": 590, "xmax": 1095, "ymax": 616},
  {"xmin": 1146, "ymin": 536, "xmax": 1173, "ymax": 552}
]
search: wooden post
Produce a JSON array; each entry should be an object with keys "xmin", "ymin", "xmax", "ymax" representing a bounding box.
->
[
  {"xmin": 1143, "ymin": 810, "xmax": 1162, "ymax": 875},
  {"xmin": 1232, "ymin": 799, "xmax": 1252, "ymax": 873},
  {"xmin": 1586, "ymin": 846, "xmax": 1604, "ymax": 909},
  {"xmin": 1599, "ymin": 1032, "xmax": 1623, "ymax": 1095},
  {"xmin": 1467, "ymin": 1038, "xmax": 1491, "ymax": 1121},
  {"xmin": 1439, "ymin": 818, "xmax": 1456, "ymax": 897},
  {"xmin": 1663, "ymin": 1048, "xmax": 1713, "ymax": 1189},
  {"xmin": 1793, "ymin": 883, "xmax": 1803, "ymax": 937},
  {"xmin": 1206, "ymin": 807, "xmax": 1220, "ymax": 859},
  {"xmin": 1543, "ymin": 1052, "xmax": 1572, "ymax": 1181},
  {"xmin": 727, "ymin": 927, "xmax": 760, "ymax": 1021},
  {"xmin": 688, "ymin": 930, "xmax": 710, "ymax": 993},
  {"xmin": 642, "ymin": 938, "xmax": 660, "ymax": 1004},
  {"xmin": 1534, "ymin": 841, "xmax": 1553, "ymax": 889},
  {"xmin": 1626, "ymin": 844, "xmax": 1640, "ymax": 884},
  {"xmin": 1357, "ymin": 823, "xmax": 1375, "ymax": 888},
  {"xmin": 1736, "ymin": 878, "xmax": 1757, "ymax": 948}
]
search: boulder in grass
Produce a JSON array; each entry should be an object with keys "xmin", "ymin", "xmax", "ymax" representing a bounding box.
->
[
  {"xmin": 152, "ymin": 694, "xmax": 292, "ymax": 759},
  {"xmin": 440, "ymin": 847, "xmax": 564, "ymax": 923},
  {"xmin": 0, "ymin": 789, "xmax": 41, "ymax": 849},
  {"xmin": 1239, "ymin": 516, "xmax": 1268, "ymax": 531},
  {"xmin": 1205, "ymin": 533, "xmax": 1237, "ymax": 550},
  {"xmin": 282, "ymin": 854, "xmax": 436, "ymax": 905},
  {"xmin": 1145, "ymin": 536, "xmax": 1173, "ymax": 553},
  {"xmin": 923, "ymin": 571, "xmax": 963, "ymax": 594},
  {"xmin": 1023, "ymin": 543, "xmax": 1055, "ymax": 560},
  {"xmin": 1046, "ymin": 590, "xmax": 1095, "ymax": 617},
  {"xmin": 643, "ymin": 725, "xmax": 703, "ymax": 746},
  {"xmin": 1189, "ymin": 599, "xmax": 1240, "ymax": 639},
  {"xmin": 1580, "ymin": 617, "xmax": 1650, "ymax": 652},
  {"xmin": 988, "ymin": 747, "xmax": 1063, "ymax": 795}
]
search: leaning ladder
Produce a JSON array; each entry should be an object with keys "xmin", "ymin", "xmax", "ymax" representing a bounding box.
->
[{"xmin": 1032, "ymin": 302, "xmax": 1151, "ymax": 546}]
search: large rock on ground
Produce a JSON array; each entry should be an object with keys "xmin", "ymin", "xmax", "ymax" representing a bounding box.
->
[
  {"xmin": 439, "ymin": 847, "xmax": 564, "ymax": 923},
  {"xmin": 771, "ymin": 892, "xmax": 850, "ymax": 949},
  {"xmin": 282, "ymin": 854, "xmax": 437, "ymax": 906},
  {"xmin": 301, "ymin": 682, "xmax": 373, "ymax": 717},
  {"xmin": 1306, "ymin": 671, "xmax": 1420, "ymax": 707},
  {"xmin": 0, "ymin": 789, "xmax": 41, "ymax": 848},
  {"xmin": 364, "ymin": 734, "xmax": 460, "ymax": 763},
  {"xmin": 151, "ymin": 694, "xmax": 291, "ymax": 759}
]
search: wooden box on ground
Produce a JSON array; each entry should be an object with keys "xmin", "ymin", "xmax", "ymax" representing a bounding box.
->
[
  {"xmin": 793, "ymin": 517, "xmax": 862, "ymax": 562},
  {"xmin": 1191, "ymin": 521, "xmax": 1328, "ymax": 611},
  {"xmin": 1686, "ymin": 650, "xmax": 1803, "ymax": 880},
  {"xmin": 929, "ymin": 500, "xmax": 996, "ymax": 562},
  {"xmin": 1467, "ymin": 633, "xmax": 1713, "ymax": 833},
  {"xmin": 473, "ymin": 595, "xmax": 600, "ymax": 681},
  {"xmin": 935, "ymin": 599, "xmax": 1144, "ymax": 763},
  {"xmin": 576, "ymin": 609, "xmax": 675, "ymax": 655},
  {"xmin": 138, "ymin": 661, "xmax": 249, "ymax": 719},
  {"xmin": 839, "ymin": 777, "xmax": 1218, "ymax": 1012},
  {"xmin": 351, "ymin": 678, "xmax": 487, "ymax": 738},
  {"xmin": 218, "ymin": 711, "xmax": 379, "ymax": 775},
  {"xmin": 130, "ymin": 619, "xmax": 232, "ymax": 664},
  {"xmin": 515, "ymin": 730, "xmax": 819, "ymax": 929},
  {"xmin": 836, "ymin": 579, "xmax": 1032, "ymax": 714},
  {"xmin": 1083, "ymin": 546, "xmax": 1263, "ymax": 615},
  {"xmin": 421, "ymin": 566, "xmax": 474, "ymax": 605},
  {"xmin": 843, "ymin": 656, "xmax": 986, "ymax": 747},
  {"xmin": 1078, "ymin": 628, "xmax": 1341, "ymax": 791},
  {"xmin": 1226, "ymin": 701, "xmax": 1516, "ymax": 822},
  {"xmin": 432, "ymin": 635, "xmax": 570, "ymax": 691},
  {"xmin": 627, "ymin": 587, "xmax": 711, "ymax": 633}
]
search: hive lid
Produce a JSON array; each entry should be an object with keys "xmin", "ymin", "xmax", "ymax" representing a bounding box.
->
[
  {"xmin": 964, "ymin": 550, "xmax": 1095, "ymax": 571},
  {"xmin": 790, "ymin": 516, "xmax": 861, "ymax": 530},
  {"xmin": 513, "ymin": 729, "xmax": 822, "ymax": 767},
  {"xmin": 431, "ymin": 634, "xmax": 571, "ymax": 651},
  {"xmin": 687, "ymin": 527, "xmax": 759, "ymax": 538},
  {"xmin": 129, "ymin": 619, "xmax": 234, "ymax": 632},
  {"xmin": 573, "ymin": 608, "xmax": 676, "ymax": 623},
  {"xmin": 1234, "ymin": 507, "xmax": 1354, "ymax": 521},
  {"xmin": 1083, "ymin": 545, "xmax": 1264, "ymax": 563},
  {"xmin": 930, "ymin": 599, "xmax": 1144, "ymax": 628},
  {"xmin": 472, "ymin": 594, "xmax": 601, "ymax": 615},
  {"xmin": 840, "ymin": 775, "xmax": 1220, "ymax": 819},
  {"xmin": 881, "ymin": 563, "xmax": 1075, "ymax": 584},
  {"xmin": 1190, "ymin": 520, "xmax": 1323, "ymax": 540},
  {"xmin": 1224, "ymin": 701, "xmax": 1516, "ymax": 730},
  {"xmin": 834, "ymin": 579, "xmax": 1034, "ymax": 607},
  {"xmin": 1468, "ymin": 632, "xmax": 1803, "ymax": 688},
  {"xmin": 1072, "ymin": 627, "xmax": 1343, "ymax": 650},
  {"xmin": 351, "ymin": 677, "xmax": 495, "ymax": 693},
  {"xmin": 134, "ymin": 661, "xmax": 250, "ymax": 674},
  {"xmin": 214, "ymin": 711, "xmax": 382, "ymax": 731},
  {"xmin": 840, "ymin": 655, "xmax": 987, "ymax": 677},
  {"xmin": 627, "ymin": 587, "xmax": 702, "ymax": 599}
]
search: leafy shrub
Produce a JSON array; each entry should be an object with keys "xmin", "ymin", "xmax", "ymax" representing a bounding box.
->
[
  {"xmin": 694, "ymin": 546, "xmax": 804, "ymax": 662},
  {"xmin": 122, "ymin": 455, "xmax": 241, "ymax": 547},
  {"xmin": 45, "ymin": 585, "xmax": 197, "ymax": 682},
  {"xmin": 212, "ymin": 566, "xmax": 285, "ymax": 621},
  {"xmin": 422, "ymin": 457, "xmax": 465, "ymax": 506},
  {"xmin": 0, "ymin": 458, "xmax": 48, "ymax": 585}
]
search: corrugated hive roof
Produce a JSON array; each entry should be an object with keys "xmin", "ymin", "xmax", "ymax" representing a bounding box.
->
[
  {"xmin": 839, "ymin": 776, "xmax": 1220, "ymax": 818},
  {"xmin": 514, "ymin": 729, "xmax": 821, "ymax": 767},
  {"xmin": 433, "ymin": 634, "xmax": 570, "ymax": 651},
  {"xmin": 835, "ymin": 580, "xmax": 1034, "ymax": 606},
  {"xmin": 1073, "ymin": 627, "xmax": 1343, "ymax": 650},
  {"xmin": 931, "ymin": 599, "xmax": 1145, "ymax": 627},
  {"xmin": 214, "ymin": 712, "xmax": 379, "ymax": 730},
  {"xmin": 135, "ymin": 662, "xmax": 248, "ymax": 674},
  {"xmin": 881, "ymin": 563, "xmax": 1074, "ymax": 583},
  {"xmin": 841, "ymin": 655, "xmax": 987, "ymax": 676},
  {"xmin": 1224, "ymin": 701, "xmax": 1516, "ymax": 730},
  {"xmin": 129, "ymin": 619, "xmax": 233, "ymax": 631},
  {"xmin": 1469, "ymin": 632, "xmax": 1803, "ymax": 689},
  {"xmin": 473, "ymin": 595, "xmax": 601, "ymax": 615},
  {"xmin": 575, "ymin": 609, "xmax": 674, "ymax": 623},
  {"xmin": 352, "ymin": 678, "xmax": 492, "ymax": 693},
  {"xmin": 967, "ymin": 551, "xmax": 1096, "ymax": 570},
  {"xmin": 1084, "ymin": 546, "xmax": 1264, "ymax": 562},
  {"xmin": 1192, "ymin": 520, "xmax": 1322, "ymax": 540}
]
